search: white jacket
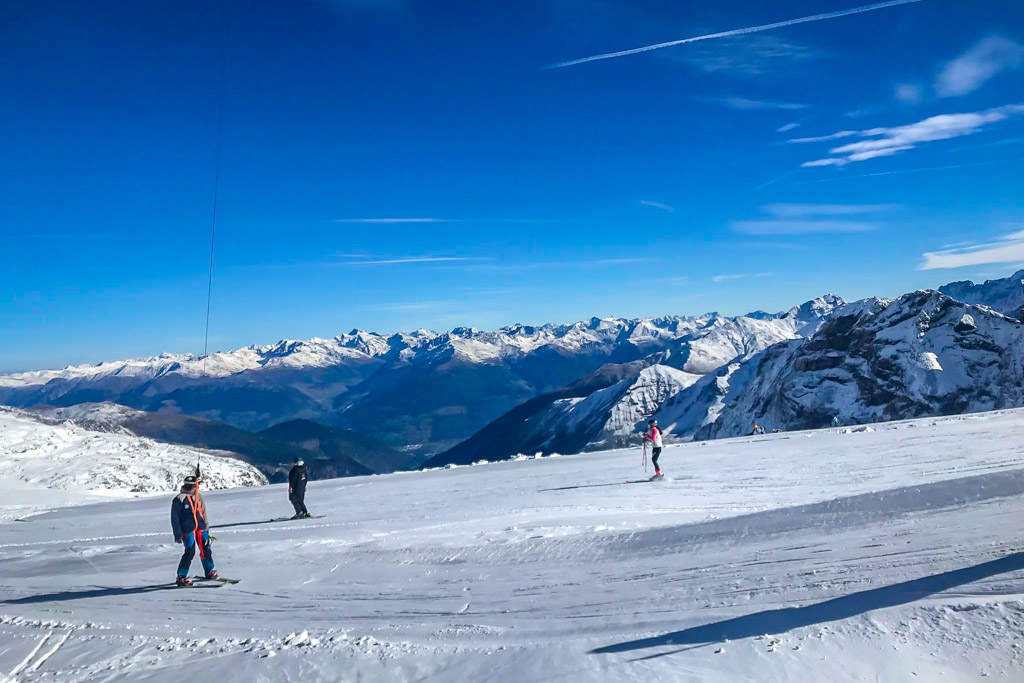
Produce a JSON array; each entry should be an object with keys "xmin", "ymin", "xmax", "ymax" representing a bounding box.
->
[{"xmin": 646, "ymin": 426, "xmax": 663, "ymax": 448}]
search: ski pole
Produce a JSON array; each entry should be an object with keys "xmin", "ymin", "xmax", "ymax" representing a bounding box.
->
[{"xmin": 642, "ymin": 441, "xmax": 648, "ymax": 473}]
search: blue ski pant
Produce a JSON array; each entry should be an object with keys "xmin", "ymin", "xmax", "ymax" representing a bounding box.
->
[{"xmin": 177, "ymin": 529, "xmax": 215, "ymax": 577}]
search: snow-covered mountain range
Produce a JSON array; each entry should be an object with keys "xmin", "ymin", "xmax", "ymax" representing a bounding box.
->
[
  {"xmin": 939, "ymin": 269, "xmax": 1024, "ymax": 320},
  {"xmin": 431, "ymin": 271, "xmax": 1024, "ymax": 465},
  {"xmin": 3, "ymin": 271, "xmax": 1023, "ymax": 467},
  {"xmin": 426, "ymin": 297, "xmax": 843, "ymax": 466},
  {"xmin": 0, "ymin": 297, "xmax": 842, "ymax": 454},
  {"xmin": 0, "ymin": 406, "xmax": 266, "ymax": 521}
]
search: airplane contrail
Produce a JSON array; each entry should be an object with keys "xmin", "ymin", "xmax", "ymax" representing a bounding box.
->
[{"xmin": 547, "ymin": 0, "xmax": 926, "ymax": 69}]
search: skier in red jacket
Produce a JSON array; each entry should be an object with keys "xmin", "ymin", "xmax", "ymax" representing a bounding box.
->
[{"xmin": 644, "ymin": 419, "xmax": 664, "ymax": 479}]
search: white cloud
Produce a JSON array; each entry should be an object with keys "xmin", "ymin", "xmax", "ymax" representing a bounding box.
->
[
  {"xmin": 345, "ymin": 257, "xmax": 479, "ymax": 265},
  {"xmin": 777, "ymin": 122, "xmax": 801, "ymax": 132},
  {"xmin": 335, "ymin": 218, "xmax": 451, "ymax": 224},
  {"xmin": 462, "ymin": 258, "xmax": 651, "ymax": 272},
  {"xmin": 844, "ymin": 104, "xmax": 888, "ymax": 119},
  {"xmin": 921, "ymin": 229, "xmax": 1024, "ymax": 269},
  {"xmin": 894, "ymin": 83, "xmax": 923, "ymax": 104},
  {"xmin": 700, "ymin": 96, "xmax": 807, "ymax": 110},
  {"xmin": 548, "ymin": 0, "xmax": 925, "ymax": 69},
  {"xmin": 794, "ymin": 158, "xmax": 1020, "ymax": 185},
  {"xmin": 801, "ymin": 104, "xmax": 1024, "ymax": 167},
  {"xmin": 733, "ymin": 219, "xmax": 877, "ymax": 234},
  {"xmin": 787, "ymin": 130, "xmax": 858, "ymax": 143},
  {"xmin": 936, "ymin": 36, "xmax": 1024, "ymax": 97},
  {"xmin": 763, "ymin": 203, "xmax": 898, "ymax": 218},
  {"xmin": 682, "ymin": 35, "xmax": 821, "ymax": 76},
  {"xmin": 733, "ymin": 203, "xmax": 894, "ymax": 234},
  {"xmin": 639, "ymin": 200, "xmax": 675, "ymax": 213}
]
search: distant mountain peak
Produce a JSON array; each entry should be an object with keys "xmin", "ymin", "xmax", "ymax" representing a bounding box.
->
[{"xmin": 939, "ymin": 269, "xmax": 1024, "ymax": 320}]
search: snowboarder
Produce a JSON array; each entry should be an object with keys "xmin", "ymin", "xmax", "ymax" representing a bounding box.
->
[
  {"xmin": 644, "ymin": 419, "xmax": 664, "ymax": 479},
  {"xmin": 288, "ymin": 457, "xmax": 310, "ymax": 519},
  {"xmin": 170, "ymin": 473, "xmax": 218, "ymax": 586}
]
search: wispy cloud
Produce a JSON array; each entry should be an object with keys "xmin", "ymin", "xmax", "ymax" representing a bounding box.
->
[
  {"xmin": 844, "ymin": 104, "xmax": 888, "ymax": 119},
  {"xmin": 547, "ymin": 0, "xmax": 925, "ymax": 69},
  {"xmin": 712, "ymin": 272, "xmax": 774, "ymax": 283},
  {"xmin": 801, "ymin": 104, "xmax": 1024, "ymax": 167},
  {"xmin": 936, "ymin": 36, "xmax": 1024, "ymax": 97},
  {"xmin": 335, "ymin": 218, "xmax": 451, "ymax": 224},
  {"xmin": 729, "ymin": 241, "xmax": 808, "ymax": 251},
  {"xmin": 921, "ymin": 229, "xmax": 1024, "ymax": 270},
  {"xmin": 734, "ymin": 220, "xmax": 877, "ymax": 234},
  {"xmin": 680, "ymin": 35, "xmax": 821, "ymax": 77},
  {"xmin": 787, "ymin": 130, "xmax": 858, "ymax": 143},
  {"xmin": 752, "ymin": 170, "xmax": 799, "ymax": 191},
  {"xmin": 894, "ymin": 83, "xmax": 923, "ymax": 105},
  {"xmin": 345, "ymin": 256, "xmax": 481, "ymax": 266},
  {"xmin": 639, "ymin": 200, "xmax": 675, "ymax": 213},
  {"xmin": 733, "ymin": 204, "xmax": 894, "ymax": 234},
  {"xmin": 777, "ymin": 122, "xmax": 801, "ymax": 133},
  {"xmin": 793, "ymin": 158, "xmax": 1023, "ymax": 185},
  {"xmin": 462, "ymin": 258, "xmax": 650, "ymax": 272},
  {"xmin": 763, "ymin": 203, "xmax": 898, "ymax": 218},
  {"xmin": 699, "ymin": 96, "xmax": 807, "ymax": 111}
]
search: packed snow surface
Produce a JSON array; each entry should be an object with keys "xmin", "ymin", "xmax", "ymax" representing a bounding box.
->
[
  {"xmin": 0, "ymin": 407, "xmax": 267, "ymax": 522},
  {"xmin": 1, "ymin": 410, "xmax": 1022, "ymax": 681}
]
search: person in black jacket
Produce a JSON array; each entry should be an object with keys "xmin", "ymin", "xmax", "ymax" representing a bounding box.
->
[
  {"xmin": 288, "ymin": 458, "xmax": 310, "ymax": 519},
  {"xmin": 170, "ymin": 474, "xmax": 217, "ymax": 586}
]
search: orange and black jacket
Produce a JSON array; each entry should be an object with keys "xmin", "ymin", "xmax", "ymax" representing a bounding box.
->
[{"xmin": 170, "ymin": 489, "xmax": 209, "ymax": 539}]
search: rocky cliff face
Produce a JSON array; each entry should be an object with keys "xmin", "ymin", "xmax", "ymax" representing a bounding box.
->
[{"xmin": 698, "ymin": 291, "xmax": 1024, "ymax": 439}]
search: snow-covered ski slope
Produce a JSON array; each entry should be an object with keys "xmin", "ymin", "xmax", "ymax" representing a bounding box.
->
[
  {"xmin": 1, "ymin": 410, "xmax": 1022, "ymax": 682},
  {"xmin": 0, "ymin": 407, "xmax": 266, "ymax": 523}
]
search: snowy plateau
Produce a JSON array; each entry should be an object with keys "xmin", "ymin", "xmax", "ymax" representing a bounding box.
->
[
  {"xmin": 0, "ymin": 407, "xmax": 266, "ymax": 523},
  {"xmin": 1, "ymin": 409, "xmax": 1022, "ymax": 682}
]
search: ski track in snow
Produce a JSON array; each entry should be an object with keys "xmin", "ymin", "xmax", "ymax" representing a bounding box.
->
[{"xmin": 0, "ymin": 410, "xmax": 1023, "ymax": 681}]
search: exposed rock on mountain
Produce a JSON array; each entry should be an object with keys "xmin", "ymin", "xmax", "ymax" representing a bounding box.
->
[{"xmin": 697, "ymin": 291, "xmax": 1024, "ymax": 439}]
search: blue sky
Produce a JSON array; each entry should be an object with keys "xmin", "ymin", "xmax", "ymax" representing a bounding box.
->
[{"xmin": 2, "ymin": 0, "xmax": 1023, "ymax": 371}]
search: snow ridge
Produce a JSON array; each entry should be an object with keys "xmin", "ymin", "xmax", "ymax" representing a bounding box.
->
[{"xmin": 0, "ymin": 407, "xmax": 266, "ymax": 521}]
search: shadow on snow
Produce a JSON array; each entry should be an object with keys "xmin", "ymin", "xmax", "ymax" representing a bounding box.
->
[
  {"xmin": 591, "ymin": 552, "xmax": 1024, "ymax": 656},
  {"xmin": 2, "ymin": 584, "xmax": 208, "ymax": 604},
  {"xmin": 539, "ymin": 481, "xmax": 653, "ymax": 492}
]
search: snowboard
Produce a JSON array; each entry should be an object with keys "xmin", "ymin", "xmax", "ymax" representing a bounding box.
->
[
  {"xmin": 193, "ymin": 576, "xmax": 241, "ymax": 584},
  {"xmin": 267, "ymin": 515, "xmax": 326, "ymax": 523},
  {"xmin": 171, "ymin": 582, "xmax": 224, "ymax": 589}
]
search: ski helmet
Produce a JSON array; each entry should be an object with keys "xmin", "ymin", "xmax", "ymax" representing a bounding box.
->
[
  {"xmin": 295, "ymin": 458, "xmax": 305, "ymax": 467},
  {"xmin": 648, "ymin": 419, "xmax": 658, "ymax": 426},
  {"xmin": 182, "ymin": 475, "xmax": 198, "ymax": 490}
]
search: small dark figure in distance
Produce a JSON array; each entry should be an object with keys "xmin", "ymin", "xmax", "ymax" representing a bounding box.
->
[
  {"xmin": 170, "ymin": 474, "xmax": 218, "ymax": 587},
  {"xmin": 289, "ymin": 458, "xmax": 311, "ymax": 519}
]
